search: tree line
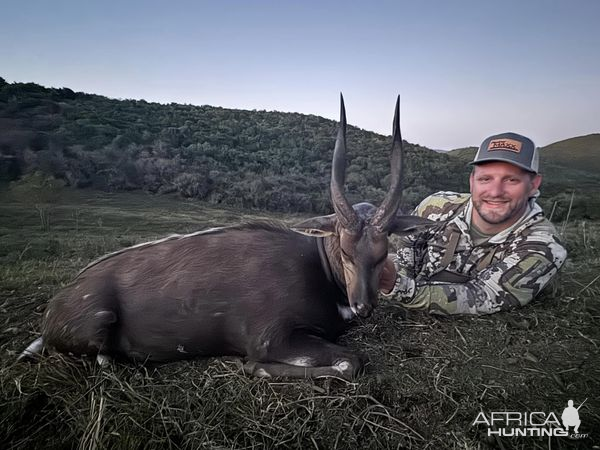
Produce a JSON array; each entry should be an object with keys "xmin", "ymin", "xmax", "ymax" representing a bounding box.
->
[{"xmin": 1, "ymin": 77, "xmax": 595, "ymax": 220}]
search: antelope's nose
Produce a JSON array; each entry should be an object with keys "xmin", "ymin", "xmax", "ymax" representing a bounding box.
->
[{"xmin": 354, "ymin": 303, "xmax": 373, "ymax": 318}]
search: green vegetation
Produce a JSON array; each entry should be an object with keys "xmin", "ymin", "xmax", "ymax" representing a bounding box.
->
[
  {"xmin": 1, "ymin": 188, "xmax": 598, "ymax": 449},
  {"xmin": 1, "ymin": 77, "xmax": 599, "ymax": 447},
  {"xmin": 3, "ymin": 77, "xmax": 599, "ymax": 220},
  {"xmin": 542, "ymin": 134, "xmax": 600, "ymax": 173},
  {"xmin": 0, "ymin": 78, "xmax": 470, "ymax": 215},
  {"xmin": 445, "ymin": 146, "xmax": 477, "ymax": 163}
]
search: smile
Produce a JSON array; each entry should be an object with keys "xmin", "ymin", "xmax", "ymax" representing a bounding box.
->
[{"xmin": 483, "ymin": 200, "xmax": 509, "ymax": 207}]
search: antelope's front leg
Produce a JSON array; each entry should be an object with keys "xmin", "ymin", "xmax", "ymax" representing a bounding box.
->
[{"xmin": 244, "ymin": 334, "xmax": 366, "ymax": 379}]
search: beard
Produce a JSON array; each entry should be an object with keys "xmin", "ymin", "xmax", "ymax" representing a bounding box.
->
[{"xmin": 472, "ymin": 197, "xmax": 528, "ymax": 225}]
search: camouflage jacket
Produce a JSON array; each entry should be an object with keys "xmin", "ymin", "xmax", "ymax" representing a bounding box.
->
[{"xmin": 383, "ymin": 191, "xmax": 567, "ymax": 315}]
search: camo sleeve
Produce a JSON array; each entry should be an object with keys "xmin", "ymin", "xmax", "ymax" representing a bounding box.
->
[
  {"xmin": 395, "ymin": 234, "xmax": 567, "ymax": 315},
  {"xmin": 390, "ymin": 192, "xmax": 470, "ymax": 279}
]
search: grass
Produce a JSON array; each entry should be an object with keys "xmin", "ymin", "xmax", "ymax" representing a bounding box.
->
[{"xmin": 1, "ymin": 187, "xmax": 599, "ymax": 449}]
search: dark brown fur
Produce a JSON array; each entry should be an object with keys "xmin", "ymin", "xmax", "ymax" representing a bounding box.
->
[
  {"xmin": 25, "ymin": 96, "xmax": 431, "ymax": 379},
  {"xmin": 41, "ymin": 223, "xmax": 365, "ymax": 376}
]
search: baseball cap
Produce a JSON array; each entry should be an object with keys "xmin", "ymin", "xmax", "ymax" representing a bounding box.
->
[{"xmin": 469, "ymin": 132, "xmax": 539, "ymax": 174}]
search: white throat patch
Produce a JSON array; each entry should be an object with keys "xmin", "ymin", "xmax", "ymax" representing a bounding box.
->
[{"xmin": 338, "ymin": 305, "xmax": 355, "ymax": 321}]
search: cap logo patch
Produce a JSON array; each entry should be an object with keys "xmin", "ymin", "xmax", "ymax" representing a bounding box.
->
[{"xmin": 488, "ymin": 138, "xmax": 522, "ymax": 153}]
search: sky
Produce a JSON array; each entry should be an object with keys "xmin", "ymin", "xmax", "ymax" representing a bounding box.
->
[{"xmin": 2, "ymin": 0, "xmax": 599, "ymax": 150}]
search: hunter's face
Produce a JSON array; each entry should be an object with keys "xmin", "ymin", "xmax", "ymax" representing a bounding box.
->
[{"xmin": 470, "ymin": 162, "xmax": 541, "ymax": 234}]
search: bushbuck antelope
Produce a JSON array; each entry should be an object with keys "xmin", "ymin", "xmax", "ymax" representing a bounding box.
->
[{"xmin": 21, "ymin": 95, "xmax": 430, "ymax": 378}]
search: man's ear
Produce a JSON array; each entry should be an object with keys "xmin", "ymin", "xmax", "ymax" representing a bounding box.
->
[
  {"xmin": 387, "ymin": 215, "xmax": 436, "ymax": 235},
  {"xmin": 291, "ymin": 214, "xmax": 337, "ymax": 237},
  {"xmin": 531, "ymin": 174, "xmax": 542, "ymax": 195}
]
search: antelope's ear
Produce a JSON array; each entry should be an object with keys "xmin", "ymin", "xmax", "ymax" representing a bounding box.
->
[
  {"xmin": 388, "ymin": 215, "xmax": 435, "ymax": 235},
  {"xmin": 291, "ymin": 214, "xmax": 337, "ymax": 237}
]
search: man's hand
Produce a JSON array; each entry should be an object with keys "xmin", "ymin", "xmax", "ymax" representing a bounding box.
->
[{"xmin": 379, "ymin": 256, "xmax": 397, "ymax": 294}]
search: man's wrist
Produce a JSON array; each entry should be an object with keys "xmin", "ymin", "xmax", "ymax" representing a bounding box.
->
[{"xmin": 380, "ymin": 270, "xmax": 416, "ymax": 299}]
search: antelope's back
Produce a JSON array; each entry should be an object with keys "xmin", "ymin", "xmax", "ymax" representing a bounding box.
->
[{"xmin": 42, "ymin": 223, "xmax": 344, "ymax": 360}]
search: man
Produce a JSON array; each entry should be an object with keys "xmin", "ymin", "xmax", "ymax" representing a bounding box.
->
[
  {"xmin": 379, "ymin": 132, "xmax": 567, "ymax": 315},
  {"xmin": 561, "ymin": 400, "xmax": 582, "ymax": 433}
]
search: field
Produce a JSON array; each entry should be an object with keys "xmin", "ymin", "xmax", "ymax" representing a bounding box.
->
[{"xmin": 1, "ymin": 187, "xmax": 598, "ymax": 449}]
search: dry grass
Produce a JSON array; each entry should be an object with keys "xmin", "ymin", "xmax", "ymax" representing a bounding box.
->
[{"xmin": 1, "ymin": 188, "xmax": 598, "ymax": 449}]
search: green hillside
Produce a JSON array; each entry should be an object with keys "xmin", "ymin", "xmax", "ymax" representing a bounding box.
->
[
  {"xmin": 541, "ymin": 134, "xmax": 600, "ymax": 173},
  {"xmin": 447, "ymin": 135, "xmax": 600, "ymax": 178},
  {"xmin": 538, "ymin": 136, "xmax": 600, "ymax": 198},
  {"xmin": 444, "ymin": 146, "xmax": 477, "ymax": 163},
  {"xmin": 1, "ymin": 77, "xmax": 598, "ymax": 219},
  {"xmin": 0, "ymin": 77, "xmax": 469, "ymax": 213}
]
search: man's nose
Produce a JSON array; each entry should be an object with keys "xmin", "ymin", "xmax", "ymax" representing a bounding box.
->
[{"xmin": 488, "ymin": 180, "xmax": 504, "ymax": 197}]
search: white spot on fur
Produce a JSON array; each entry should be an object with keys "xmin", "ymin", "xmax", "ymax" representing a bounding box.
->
[
  {"xmin": 338, "ymin": 305, "xmax": 355, "ymax": 321},
  {"xmin": 285, "ymin": 357, "xmax": 315, "ymax": 367},
  {"xmin": 83, "ymin": 294, "xmax": 91, "ymax": 300},
  {"xmin": 334, "ymin": 360, "xmax": 351, "ymax": 373},
  {"xmin": 96, "ymin": 354, "xmax": 111, "ymax": 367},
  {"xmin": 18, "ymin": 337, "xmax": 44, "ymax": 360},
  {"xmin": 255, "ymin": 368, "xmax": 272, "ymax": 378}
]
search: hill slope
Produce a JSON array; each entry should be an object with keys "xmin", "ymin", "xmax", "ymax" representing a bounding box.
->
[
  {"xmin": 444, "ymin": 146, "xmax": 477, "ymax": 163},
  {"xmin": 541, "ymin": 134, "xmax": 600, "ymax": 173},
  {"xmin": 1, "ymin": 77, "xmax": 598, "ymax": 218},
  {"xmin": 447, "ymin": 135, "xmax": 600, "ymax": 178},
  {"xmin": 538, "ymin": 135, "xmax": 600, "ymax": 199},
  {"xmin": 0, "ymin": 78, "xmax": 471, "ymax": 213}
]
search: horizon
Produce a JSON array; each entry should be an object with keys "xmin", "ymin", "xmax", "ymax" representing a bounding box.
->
[
  {"xmin": 2, "ymin": 0, "xmax": 599, "ymax": 150},
  {"xmin": 4, "ymin": 75, "xmax": 598, "ymax": 152}
]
